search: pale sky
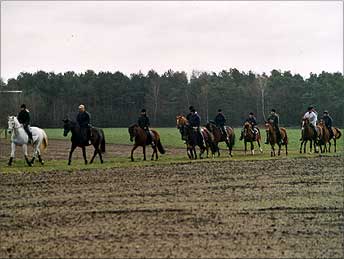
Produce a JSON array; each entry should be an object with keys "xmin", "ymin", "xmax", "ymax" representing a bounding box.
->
[{"xmin": 1, "ymin": 1, "xmax": 343, "ymax": 81}]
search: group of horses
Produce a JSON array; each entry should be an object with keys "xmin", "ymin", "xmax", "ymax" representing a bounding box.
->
[
  {"xmin": 6, "ymin": 115, "xmax": 342, "ymax": 167},
  {"xmin": 300, "ymin": 118, "xmax": 342, "ymax": 154}
]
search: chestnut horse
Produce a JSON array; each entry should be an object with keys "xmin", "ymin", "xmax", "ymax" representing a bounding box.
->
[
  {"xmin": 330, "ymin": 127, "xmax": 342, "ymax": 152},
  {"xmin": 317, "ymin": 119, "xmax": 331, "ymax": 153},
  {"xmin": 128, "ymin": 124, "xmax": 165, "ymax": 161},
  {"xmin": 264, "ymin": 121, "xmax": 288, "ymax": 156},
  {"xmin": 242, "ymin": 122, "xmax": 262, "ymax": 155},
  {"xmin": 176, "ymin": 115, "xmax": 215, "ymax": 159},
  {"xmin": 300, "ymin": 118, "xmax": 320, "ymax": 154},
  {"xmin": 205, "ymin": 121, "xmax": 235, "ymax": 157}
]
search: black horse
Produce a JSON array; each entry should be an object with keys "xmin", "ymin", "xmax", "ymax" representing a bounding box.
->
[{"xmin": 63, "ymin": 119, "xmax": 106, "ymax": 165}]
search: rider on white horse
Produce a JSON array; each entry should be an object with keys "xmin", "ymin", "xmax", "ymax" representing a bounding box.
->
[
  {"xmin": 7, "ymin": 115, "xmax": 48, "ymax": 166},
  {"xmin": 17, "ymin": 104, "xmax": 33, "ymax": 143}
]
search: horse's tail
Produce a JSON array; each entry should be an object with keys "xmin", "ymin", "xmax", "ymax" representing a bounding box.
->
[
  {"xmin": 230, "ymin": 130, "xmax": 235, "ymax": 147},
  {"xmin": 100, "ymin": 129, "xmax": 106, "ymax": 153},
  {"xmin": 335, "ymin": 127, "xmax": 342, "ymax": 139},
  {"xmin": 157, "ymin": 139, "xmax": 165, "ymax": 154},
  {"xmin": 40, "ymin": 130, "xmax": 48, "ymax": 151}
]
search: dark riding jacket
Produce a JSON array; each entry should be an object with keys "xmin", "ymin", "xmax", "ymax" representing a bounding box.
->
[
  {"xmin": 322, "ymin": 115, "xmax": 333, "ymax": 128},
  {"xmin": 18, "ymin": 109, "xmax": 30, "ymax": 126},
  {"xmin": 214, "ymin": 113, "xmax": 226, "ymax": 127},
  {"xmin": 267, "ymin": 114, "xmax": 279, "ymax": 128},
  {"xmin": 138, "ymin": 115, "xmax": 150, "ymax": 129},
  {"xmin": 189, "ymin": 112, "xmax": 201, "ymax": 127},
  {"xmin": 77, "ymin": 111, "xmax": 91, "ymax": 128}
]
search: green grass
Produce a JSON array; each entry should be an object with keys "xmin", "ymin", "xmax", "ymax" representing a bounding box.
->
[{"xmin": 1, "ymin": 127, "xmax": 343, "ymax": 173}]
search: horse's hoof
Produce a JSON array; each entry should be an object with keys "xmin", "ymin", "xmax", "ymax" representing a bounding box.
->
[{"xmin": 40, "ymin": 161, "xmax": 44, "ymax": 165}]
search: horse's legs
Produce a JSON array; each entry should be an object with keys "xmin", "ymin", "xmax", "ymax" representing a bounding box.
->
[
  {"xmin": 300, "ymin": 140, "xmax": 303, "ymax": 154},
  {"xmin": 278, "ymin": 143, "xmax": 281, "ymax": 156},
  {"xmin": 328, "ymin": 141, "xmax": 331, "ymax": 153},
  {"xmin": 143, "ymin": 145, "xmax": 146, "ymax": 161},
  {"xmin": 257, "ymin": 140, "xmax": 263, "ymax": 153},
  {"xmin": 90, "ymin": 148, "xmax": 97, "ymax": 164},
  {"xmin": 250, "ymin": 142, "xmax": 254, "ymax": 155},
  {"xmin": 81, "ymin": 146, "xmax": 88, "ymax": 164},
  {"xmin": 8, "ymin": 142, "xmax": 16, "ymax": 166},
  {"xmin": 285, "ymin": 143, "xmax": 288, "ymax": 156},
  {"xmin": 23, "ymin": 145, "xmax": 32, "ymax": 167},
  {"xmin": 131, "ymin": 145, "xmax": 139, "ymax": 161},
  {"xmin": 68, "ymin": 144, "xmax": 77, "ymax": 165},
  {"xmin": 334, "ymin": 139, "xmax": 336, "ymax": 153},
  {"xmin": 30, "ymin": 143, "xmax": 40, "ymax": 164},
  {"xmin": 151, "ymin": 145, "xmax": 158, "ymax": 160},
  {"xmin": 193, "ymin": 146, "xmax": 197, "ymax": 159},
  {"xmin": 244, "ymin": 141, "xmax": 247, "ymax": 155},
  {"xmin": 270, "ymin": 144, "xmax": 275, "ymax": 157}
]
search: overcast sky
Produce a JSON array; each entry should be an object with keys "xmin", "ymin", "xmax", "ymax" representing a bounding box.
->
[{"xmin": 1, "ymin": 1, "xmax": 343, "ymax": 81}]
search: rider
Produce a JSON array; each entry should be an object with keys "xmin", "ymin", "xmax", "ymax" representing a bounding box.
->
[
  {"xmin": 76, "ymin": 104, "xmax": 91, "ymax": 144},
  {"xmin": 321, "ymin": 110, "xmax": 333, "ymax": 138},
  {"xmin": 187, "ymin": 106, "xmax": 205, "ymax": 146},
  {"xmin": 300, "ymin": 106, "xmax": 318, "ymax": 140},
  {"xmin": 240, "ymin": 112, "xmax": 258, "ymax": 140},
  {"xmin": 214, "ymin": 109, "xmax": 227, "ymax": 138},
  {"xmin": 17, "ymin": 104, "xmax": 33, "ymax": 143},
  {"xmin": 265, "ymin": 109, "xmax": 282, "ymax": 144},
  {"xmin": 138, "ymin": 109, "xmax": 153, "ymax": 145}
]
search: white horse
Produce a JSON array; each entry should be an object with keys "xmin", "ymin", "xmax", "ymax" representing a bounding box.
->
[{"xmin": 7, "ymin": 116, "xmax": 48, "ymax": 166}]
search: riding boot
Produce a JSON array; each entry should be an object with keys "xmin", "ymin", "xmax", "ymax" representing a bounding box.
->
[{"xmin": 27, "ymin": 130, "xmax": 33, "ymax": 144}]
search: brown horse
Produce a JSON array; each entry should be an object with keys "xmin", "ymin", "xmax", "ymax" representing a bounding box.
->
[
  {"xmin": 206, "ymin": 121, "xmax": 235, "ymax": 157},
  {"xmin": 317, "ymin": 119, "xmax": 331, "ymax": 153},
  {"xmin": 264, "ymin": 122, "xmax": 288, "ymax": 156},
  {"xmin": 242, "ymin": 122, "xmax": 262, "ymax": 155},
  {"xmin": 300, "ymin": 118, "xmax": 320, "ymax": 154},
  {"xmin": 330, "ymin": 127, "xmax": 342, "ymax": 152},
  {"xmin": 63, "ymin": 119, "xmax": 105, "ymax": 165},
  {"xmin": 176, "ymin": 115, "xmax": 215, "ymax": 159},
  {"xmin": 128, "ymin": 124, "xmax": 165, "ymax": 161}
]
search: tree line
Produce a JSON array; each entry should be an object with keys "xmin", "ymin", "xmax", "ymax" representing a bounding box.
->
[{"xmin": 1, "ymin": 69, "xmax": 343, "ymax": 128}]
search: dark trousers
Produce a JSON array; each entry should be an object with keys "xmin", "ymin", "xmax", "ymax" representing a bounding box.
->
[{"xmin": 23, "ymin": 124, "xmax": 33, "ymax": 140}]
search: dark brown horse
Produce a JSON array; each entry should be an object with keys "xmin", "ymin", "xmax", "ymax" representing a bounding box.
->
[
  {"xmin": 206, "ymin": 121, "xmax": 235, "ymax": 157},
  {"xmin": 242, "ymin": 122, "xmax": 262, "ymax": 155},
  {"xmin": 330, "ymin": 127, "xmax": 342, "ymax": 152},
  {"xmin": 264, "ymin": 121, "xmax": 288, "ymax": 156},
  {"xmin": 63, "ymin": 119, "xmax": 105, "ymax": 165},
  {"xmin": 128, "ymin": 124, "xmax": 165, "ymax": 161},
  {"xmin": 300, "ymin": 118, "xmax": 319, "ymax": 154},
  {"xmin": 176, "ymin": 115, "xmax": 215, "ymax": 159}
]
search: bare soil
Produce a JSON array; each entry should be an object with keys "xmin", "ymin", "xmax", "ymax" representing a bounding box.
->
[{"xmin": 0, "ymin": 139, "xmax": 343, "ymax": 258}]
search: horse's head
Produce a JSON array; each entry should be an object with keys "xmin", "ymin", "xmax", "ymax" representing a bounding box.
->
[
  {"xmin": 128, "ymin": 124, "xmax": 138, "ymax": 142},
  {"xmin": 62, "ymin": 118, "xmax": 73, "ymax": 136},
  {"xmin": 7, "ymin": 116, "xmax": 16, "ymax": 134},
  {"xmin": 244, "ymin": 121, "xmax": 251, "ymax": 130},
  {"xmin": 265, "ymin": 121, "xmax": 273, "ymax": 132},
  {"xmin": 176, "ymin": 115, "xmax": 191, "ymax": 141},
  {"xmin": 176, "ymin": 115, "xmax": 188, "ymax": 129},
  {"xmin": 303, "ymin": 117, "xmax": 310, "ymax": 125},
  {"xmin": 7, "ymin": 116, "xmax": 19, "ymax": 134},
  {"xmin": 206, "ymin": 121, "xmax": 216, "ymax": 132}
]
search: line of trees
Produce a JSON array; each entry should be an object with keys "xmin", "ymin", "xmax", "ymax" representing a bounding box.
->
[{"xmin": 1, "ymin": 69, "xmax": 343, "ymax": 128}]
